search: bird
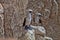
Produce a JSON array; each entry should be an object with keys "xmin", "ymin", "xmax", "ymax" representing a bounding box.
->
[{"xmin": 23, "ymin": 9, "xmax": 33, "ymax": 26}]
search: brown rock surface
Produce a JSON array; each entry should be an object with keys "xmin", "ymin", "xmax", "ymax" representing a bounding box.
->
[{"xmin": 0, "ymin": 0, "xmax": 60, "ymax": 40}]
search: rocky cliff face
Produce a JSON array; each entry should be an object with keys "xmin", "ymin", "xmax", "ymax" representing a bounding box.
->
[{"xmin": 0, "ymin": 0, "xmax": 60, "ymax": 40}]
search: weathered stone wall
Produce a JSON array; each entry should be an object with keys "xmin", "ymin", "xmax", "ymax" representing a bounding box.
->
[
  {"xmin": 0, "ymin": 0, "xmax": 60, "ymax": 40},
  {"xmin": 27, "ymin": 0, "xmax": 59, "ymax": 40},
  {"xmin": 0, "ymin": 0, "xmax": 25, "ymax": 38}
]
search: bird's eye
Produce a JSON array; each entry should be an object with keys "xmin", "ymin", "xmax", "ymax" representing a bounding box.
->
[{"xmin": 29, "ymin": 11, "xmax": 32, "ymax": 13}]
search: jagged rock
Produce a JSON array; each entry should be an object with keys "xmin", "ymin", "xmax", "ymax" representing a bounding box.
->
[
  {"xmin": 0, "ymin": 3, "xmax": 4, "ymax": 37},
  {"xmin": 0, "ymin": 3, "xmax": 4, "ymax": 13},
  {"xmin": 0, "ymin": 0, "xmax": 59, "ymax": 40}
]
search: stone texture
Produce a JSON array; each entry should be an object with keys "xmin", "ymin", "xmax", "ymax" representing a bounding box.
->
[{"xmin": 0, "ymin": 0, "xmax": 59, "ymax": 40}]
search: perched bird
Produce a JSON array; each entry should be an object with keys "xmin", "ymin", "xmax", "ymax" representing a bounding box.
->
[
  {"xmin": 35, "ymin": 13, "xmax": 42, "ymax": 24},
  {"xmin": 23, "ymin": 9, "xmax": 33, "ymax": 26}
]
